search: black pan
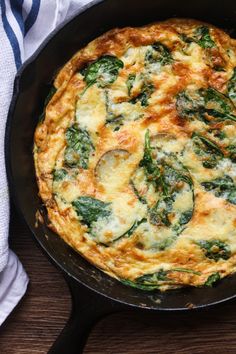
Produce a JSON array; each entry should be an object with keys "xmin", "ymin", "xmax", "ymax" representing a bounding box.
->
[{"xmin": 5, "ymin": 0, "xmax": 236, "ymax": 352}]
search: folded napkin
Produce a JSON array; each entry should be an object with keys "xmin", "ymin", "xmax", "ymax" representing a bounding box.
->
[{"xmin": 0, "ymin": 0, "xmax": 91, "ymax": 325}]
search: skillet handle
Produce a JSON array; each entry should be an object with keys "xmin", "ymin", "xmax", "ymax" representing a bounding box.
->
[{"xmin": 48, "ymin": 275, "xmax": 124, "ymax": 354}]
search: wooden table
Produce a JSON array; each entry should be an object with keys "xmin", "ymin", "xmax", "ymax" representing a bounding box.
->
[{"xmin": 1, "ymin": 206, "xmax": 236, "ymax": 353}]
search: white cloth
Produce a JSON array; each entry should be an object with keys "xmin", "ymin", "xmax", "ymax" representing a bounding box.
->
[{"xmin": 0, "ymin": 0, "xmax": 90, "ymax": 326}]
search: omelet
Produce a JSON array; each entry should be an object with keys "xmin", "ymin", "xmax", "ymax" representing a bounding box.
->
[{"xmin": 34, "ymin": 19, "xmax": 236, "ymax": 291}]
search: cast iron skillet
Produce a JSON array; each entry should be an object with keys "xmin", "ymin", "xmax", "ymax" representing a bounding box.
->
[{"xmin": 5, "ymin": 0, "xmax": 236, "ymax": 352}]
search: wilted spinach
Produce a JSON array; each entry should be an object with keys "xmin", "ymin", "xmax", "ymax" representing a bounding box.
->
[
  {"xmin": 145, "ymin": 42, "xmax": 173, "ymax": 66},
  {"xmin": 122, "ymin": 267, "xmax": 201, "ymax": 291},
  {"xmin": 204, "ymin": 272, "xmax": 221, "ymax": 287},
  {"xmin": 201, "ymin": 175, "xmax": 236, "ymax": 205},
  {"xmin": 130, "ymin": 82, "xmax": 154, "ymax": 106},
  {"xmin": 81, "ymin": 55, "xmax": 124, "ymax": 92},
  {"xmin": 228, "ymin": 67, "xmax": 236, "ymax": 106},
  {"xmin": 192, "ymin": 133, "xmax": 223, "ymax": 168},
  {"xmin": 64, "ymin": 124, "xmax": 94, "ymax": 169},
  {"xmin": 197, "ymin": 239, "xmax": 231, "ymax": 261},
  {"xmin": 126, "ymin": 73, "xmax": 136, "ymax": 96},
  {"xmin": 176, "ymin": 87, "xmax": 236, "ymax": 124},
  {"xmin": 139, "ymin": 130, "xmax": 194, "ymax": 238},
  {"xmin": 209, "ymin": 129, "xmax": 226, "ymax": 141},
  {"xmin": 194, "ymin": 26, "xmax": 216, "ymax": 48},
  {"xmin": 171, "ymin": 268, "xmax": 201, "ymax": 275},
  {"xmin": 136, "ymin": 269, "xmax": 169, "ymax": 284},
  {"xmin": 53, "ymin": 168, "xmax": 68, "ymax": 181},
  {"xmin": 120, "ymin": 279, "xmax": 159, "ymax": 291},
  {"xmin": 149, "ymin": 196, "xmax": 172, "ymax": 227},
  {"xmin": 72, "ymin": 196, "xmax": 111, "ymax": 226},
  {"xmin": 202, "ymin": 87, "xmax": 236, "ymax": 121},
  {"xmin": 139, "ymin": 131, "xmax": 191, "ymax": 193},
  {"xmin": 180, "ymin": 26, "xmax": 215, "ymax": 49},
  {"xmin": 139, "ymin": 130, "xmax": 161, "ymax": 185},
  {"xmin": 176, "ymin": 90, "xmax": 204, "ymax": 121},
  {"xmin": 226, "ymin": 144, "xmax": 236, "ymax": 162},
  {"xmin": 178, "ymin": 209, "xmax": 194, "ymax": 225}
]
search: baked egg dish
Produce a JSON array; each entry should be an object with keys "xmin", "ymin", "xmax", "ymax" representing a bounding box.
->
[{"xmin": 34, "ymin": 19, "xmax": 236, "ymax": 291}]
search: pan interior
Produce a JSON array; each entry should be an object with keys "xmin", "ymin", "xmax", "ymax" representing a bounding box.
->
[{"xmin": 7, "ymin": 0, "xmax": 236, "ymax": 310}]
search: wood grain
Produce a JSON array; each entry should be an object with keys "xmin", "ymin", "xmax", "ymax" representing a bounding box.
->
[{"xmin": 1, "ymin": 206, "xmax": 236, "ymax": 353}]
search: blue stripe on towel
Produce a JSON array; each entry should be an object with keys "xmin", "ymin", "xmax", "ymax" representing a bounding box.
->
[
  {"xmin": 10, "ymin": 0, "xmax": 24, "ymax": 35},
  {"xmin": 25, "ymin": 0, "xmax": 40, "ymax": 35},
  {"xmin": 1, "ymin": 0, "xmax": 22, "ymax": 69}
]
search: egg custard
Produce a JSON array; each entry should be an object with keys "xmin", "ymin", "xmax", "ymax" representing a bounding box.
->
[{"xmin": 34, "ymin": 19, "xmax": 236, "ymax": 291}]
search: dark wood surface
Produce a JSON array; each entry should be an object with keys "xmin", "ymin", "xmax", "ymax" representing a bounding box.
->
[{"xmin": 1, "ymin": 207, "xmax": 236, "ymax": 353}]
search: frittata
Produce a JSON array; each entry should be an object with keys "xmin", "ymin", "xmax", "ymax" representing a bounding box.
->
[{"xmin": 34, "ymin": 19, "xmax": 236, "ymax": 291}]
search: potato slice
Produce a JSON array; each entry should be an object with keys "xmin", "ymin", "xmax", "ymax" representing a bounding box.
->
[{"xmin": 95, "ymin": 149, "xmax": 131, "ymax": 192}]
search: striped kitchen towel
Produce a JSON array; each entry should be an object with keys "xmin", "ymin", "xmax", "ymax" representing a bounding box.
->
[{"xmin": 0, "ymin": 0, "xmax": 91, "ymax": 325}]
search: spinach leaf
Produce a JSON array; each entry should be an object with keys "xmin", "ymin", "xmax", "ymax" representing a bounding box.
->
[
  {"xmin": 82, "ymin": 55, "xmax": 124, "ymax": 91},
  {"xmin": 72, "ymin": 196, "xmax": 111, "ymax": 226},
  {"xmin": 139, "ymin": 131, "xmax": 191, "ymax": 193},
  {"xmin": 125, "ymin": 267, "xmax": 201, "ymax": 291},
  {"xmin": 153, "ymin": 236, "xmax": 177, "ymax": 251},
  {"xmin": 228, "ymin": 67, "xmax": 236, "ymax": 106},
  {"xmin": 145, "ymin": 42, "xmax": 173, "ymax": 66},
  {"xmin": 176, "ymin": 87, "xmax": 236, "ymax": 124},
  {"xmin": 176, "ymin": 90, "xmax": 205, "ymax": 121},
  {"xmin": 109, "ymin": 218, "xmax": 147, "ymax": 246},
  {"xmin": 201, "ymin": 175, "xmax": 236, "ymax": 205},
  {"xmin": 125, "ymin": 218, "xmax": 147, "ymax": 237},
  {"xmin": 104, "ymin": 91, "xmax": 124, "ymax": 130},
  {"xmin": 162, "ymin": 160, "xmax": 193, "ymax": 188},
  {"xmin": 140, "ymin": 130, "xmax": 194, "ymax": 237},
  {"xmin": 149, "ymin": 196, "xmax": 172, "ymax": 227},
  {"xmin": 180, "ymin": 26, "xmax": 215, "ymax": 49},
  {"xmin": 126, "ymin": 73, "xmax": 136, "ymax": 96},
  {"xmin": 210, "ymin": 129, "xmax": 226, "ymax": 141},
  {"xmin": 171, "ymin": 268, "xmax": 201, "ymax": 275},
  {"xmin": 226, "ymin": 144, "xmax": 236, "ymax": 162},
  {"xmin": 202, "ymin": 87, "xmax": 236, "ymax": 122},
  {"xmin": 130, "ymin": 82, "xmax": 154, "ymax": 106},
  {"xmin": 130, "ymin": 180, "xmax": 147, "ymax": 204},
  {"xmin": 53, "ymin": 168, "xmax": 68, "ymax": 181},
  {"xmin": 121, "ymin": 279, "xmax": 159, "ymax": 291},
  {"xmin": 194, "ymin": 26, "xmax": 216, "ymax": 49},
  {"xmin": 136, "ymin": 269, "xmax": 169, "ymax": 284},
  {"xmin": 39, "ymin": 86, "xmax": 56, "ymax": 122},
  {"xmin": 192, "ymin": 133, "xmax": 223, "ymax": 168},
  {"xmin": 139, "ymin": 130, "xmax": 161, "ymax": 182},
  {"xmin": 204, "ymin": 272, "xmax": 221, "ymax": 287},
  {"xmin": 178, "ymin": 209, "xmax": 193, "ymax": 225},
  {"xmin": 64, "ymin": 124, "xmax": 94, "ymax": 169},
  {"xmin": 197, "ymin": 239, "xmax": 231, "ymax": 261}
]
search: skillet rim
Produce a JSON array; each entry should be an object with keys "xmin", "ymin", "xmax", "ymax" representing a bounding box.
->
[{"xmin": 5, "ymin": 0, "xmax": 236, "ymax": 312}]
